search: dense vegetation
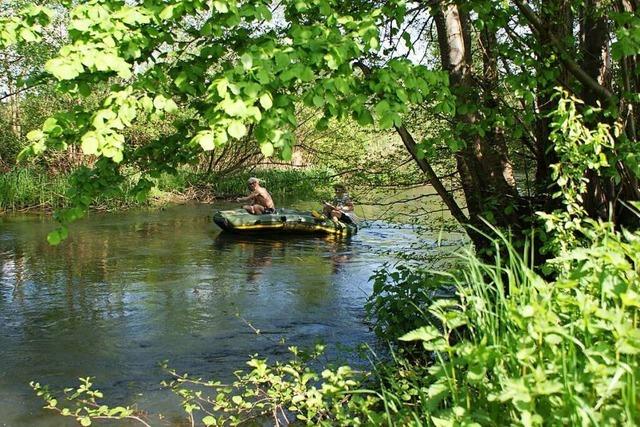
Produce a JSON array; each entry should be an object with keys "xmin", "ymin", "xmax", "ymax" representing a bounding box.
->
[{"xmin": 3, "ymin": 0, "xmax": 640, "ymax": 425}]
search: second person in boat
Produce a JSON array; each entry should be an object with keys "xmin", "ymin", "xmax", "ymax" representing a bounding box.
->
[
  {"xmin": 322, "ymin": 183, "xmax": 356, "ymax": 225},
  {"xmin": 236, "ymin": 177, "xmax": 275, "ymax": 214}
]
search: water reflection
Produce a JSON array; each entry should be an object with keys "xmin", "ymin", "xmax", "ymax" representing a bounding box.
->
[{"xmin": 0, "ymin": 204, "xmax": 459, "ymax": 426}]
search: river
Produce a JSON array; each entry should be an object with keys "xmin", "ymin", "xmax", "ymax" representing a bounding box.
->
[{"xmin": 0, "ymin": 202, "xmax": 461, "ymax": 426}]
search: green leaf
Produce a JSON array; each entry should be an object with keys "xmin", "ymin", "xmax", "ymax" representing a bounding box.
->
[
  {"xmin": 213, "ymin": 1, "xmax": 228, "ymax": 13},
  {"xmin": 215, "ymin": 129, "xmax": 228, "ymax": 146},
  {"xmin": 45, "ymin": 58, "xmax": 81, "ymax": 81},
  {"xmin": 374, "ymin": 100, "xmax": 390, "ymax": 117},
  {"xmin": 221, "ymin": 98, "xmax": 247, "ymax": 117},
  {"xmin": 216, "ymin": 78, "xmax": 228, "ymax": 98},
  {"xmin": 227, "ymin": 121, "xmax": 247, "ymax": 139},
  {"xmin": 164, "ymin": 99, "xmax": 178, "ymax": 113},
  {"xmin": 357, "ymin": 110, "xmax": 373, "ymax": 126},
  {"xmin": 159, "ymin": 5, "xmax": 176, "ymax": 20},
  {"xmin": 194, "ymin": 131, "xmax": 215, "ymax": 151},
  {"xmin": 379, "ymin": 111, "xmax": 396, "ymax": 129},
  {"xmin": 202, "ymin": 415, "xmax": 216, "ymax": 426},
  {"xmin": 153, "ymin": 95, "xmax": 166, "ymax": 110},
  {"xmin": 47, "ymin": 229, "xmax": 61, "ymax": 245},
  {"xmin": 399, "ymin": 326, "xmax": 440, "ymax": 342},
  {"xmin": 369, "ymin": 36, "xmax": 379, "ymax": 50},
  {"xmin": 240, "ymin": 53, "xmax": 253, "ymax": 70},
  {"xmin": 19, "ymin": 27, "xmax": 37, "ymax": 42},
  {"xmin": 299, "ymin": 67, "xmax": 315, "ymax": 82},
  {"xmin": 243, "ymin": 82, "xmax": 261, "ymax": 98},
  {"xmin": 282, "ymin": 144, "xmax": 292, "ymax": 161},
  {"xmin": 324, "ymin": 53, "xmax": 338, "ymax": 70},
  {"xmin": 260, "ymin": 142, "xmax": 274, "ymax": 157},
  {"xmin": 81, "ymin": 133, "xmax": 100, "ymax": 155},
  {"xmin": 275, "ymin": 52, "xmax": 289, "ymax": 69},
  {"xmin": 431, "ymin": 416, "xmax": 453, "ymax": 427},
  {"xmin": 315, "ymin": 117, "xmax": 329, "ymax": 130},
  {"xmin": 259, "ymin": 93, "xmax": 273, "ymax": 110},
  {"xmin": 27, "ymin": 129, "xmax": 44, "ymax": 142}
]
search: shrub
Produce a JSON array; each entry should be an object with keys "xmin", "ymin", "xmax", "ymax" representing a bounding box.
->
[{"xmin": 399, "ymin": 223, "xmax": 640, "ymax": 426}]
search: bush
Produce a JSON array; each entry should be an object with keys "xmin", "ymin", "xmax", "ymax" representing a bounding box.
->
[{"xmin": 398, "ymin": 223, "xmax": 640, "ymax": 426}]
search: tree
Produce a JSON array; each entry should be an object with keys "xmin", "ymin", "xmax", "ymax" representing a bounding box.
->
[{"xmin": 5, "ymin": 0, "xmax": 640, "ymax": 247}]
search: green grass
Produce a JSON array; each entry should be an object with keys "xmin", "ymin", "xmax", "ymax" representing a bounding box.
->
[
  {"xmin": 377, "ymin": 224, "xmax": 640, "ymax": 426},
  {"xmin": 201, "ymin": 168, "xmax": 334, "ymax": 200},
  {"xmin": 0, "ymin": 167, "xmax": 336, "ymax": 212},
  {"xmin": 0, "ymin": 168, "xmax": 69, "ymax": 211}
]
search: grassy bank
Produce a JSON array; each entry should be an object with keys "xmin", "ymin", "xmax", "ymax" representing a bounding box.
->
[
  {"xmin": 203, "ymin": 168, "xmax": 334, "ymax": 201},
  {"xmin": 0, "ymin": 169, "xmax": 69, "ymax": 211},
  {"xmin": 0, "ymin": 167, "xmax": 334, "ymax": 212}
]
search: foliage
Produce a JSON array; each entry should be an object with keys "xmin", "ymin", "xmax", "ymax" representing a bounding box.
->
[
  {"xmin": 365, "ymin": 264, "xmax": 449, "ymax": 341},
  {"xmin": 372, "ymin": 94, "xmax": 640, "ymax": 425},
  {"xmin": 0, "ymin": 167, "xmax": 69, "ymax": 210},
  {"xmin": 204, "ymin": 167, "xmax": 334, "ymax": 201},
  {"xmin": 384, "ymin": 95, "xmax": 640, "ymax": 425},
  {"xmin": 399, "ymin": 222, "xmax": 640, "ymax": 426},
  {"xmin": 160, "ymin": 344, "xmax": 385, "ymax": 426},
  {"xmin": 7, "ymin": 0, "xmax": 454, "ymax": 243},
  {"xmin": 3, "ymin": 0, "xmax": 640, "ymax": 247},
  {"xmin": 538, "ymin": 92, "xmax": 627, "ymax": 253},
  {"xmin": 32, "ymin": 346, "xmax": 389, "ymax": 426},
  {"xmin": 0, "ymin": 166, "xmax": 333, "ymax": 212},
  {"xmin": 31, "ymin": 377, "xmax": 151, "ymax": 427}
]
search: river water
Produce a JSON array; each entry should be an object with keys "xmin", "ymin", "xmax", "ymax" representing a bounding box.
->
[{"xmin": 0, "ymin": 202, "xmax": 460, "ymax": 426}]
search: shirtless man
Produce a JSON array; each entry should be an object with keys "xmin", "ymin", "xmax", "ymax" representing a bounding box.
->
[{"xmin": 236, "ymin": 177, "xmax": 275, "ymax": 214}]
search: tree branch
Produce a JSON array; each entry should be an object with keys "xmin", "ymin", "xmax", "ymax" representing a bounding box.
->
[
  {"xmin": 512, "ymin": 0, "xmax": 614, "ymax": 103},
  {"xmin": 0, "ymin": 81, "xmax": 44, "ymax": 101},
  {"xmin": 352, "ymin": 61, "xmax": 469, "ymax": 225}
]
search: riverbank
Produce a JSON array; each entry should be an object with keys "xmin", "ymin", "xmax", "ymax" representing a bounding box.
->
[{"xmin": 0, "ymin": 168, "xmax": 334, "ymax": 213}]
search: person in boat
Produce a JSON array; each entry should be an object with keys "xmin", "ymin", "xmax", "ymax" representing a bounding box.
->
[
  {"xmin": 322, "ymin": 183, "xmax": 356, "ymax": 225},
  {"xmin": 236, "ymin": 177, "xmax": 275, "ymax": 214}
]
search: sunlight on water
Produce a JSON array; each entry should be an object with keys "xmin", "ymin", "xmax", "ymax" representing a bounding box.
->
[{"xmin": 0, "ymin": 202, "xmax": 462, "ymax": 425}]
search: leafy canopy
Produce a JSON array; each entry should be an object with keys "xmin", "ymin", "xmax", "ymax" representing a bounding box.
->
[{"xmin": 6, "ymin": 0, "xmax": 453, "ymax": 242}]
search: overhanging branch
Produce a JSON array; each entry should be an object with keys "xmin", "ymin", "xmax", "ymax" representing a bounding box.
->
[
  {"xmin": 352, "ymin": 61, "xmax": 470, "ymax": 226},
  {"xmin": 512, "ymin": 0, "xmax": 614, "ymax": 103}
]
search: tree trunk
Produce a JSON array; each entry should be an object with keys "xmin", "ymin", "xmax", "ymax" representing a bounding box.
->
[
  {"xmin": 580, "ymin": 0, "xmax": 615, "ymax": 219},
  {"xmin": 434, "ymin": 2, "xmax": 519, "ymax": 238},
  {"xmin": 534, "ymin": 0, "xmax": 572, "ymax": 197},
  {"xmin": 619, "ymin": 0, "xmax": 639, "ymax": 141}
]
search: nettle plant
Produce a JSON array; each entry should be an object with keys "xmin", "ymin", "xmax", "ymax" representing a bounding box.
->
[{"xmin": 397, "ymin": 95, "xmax": 640, "ymax": 426}]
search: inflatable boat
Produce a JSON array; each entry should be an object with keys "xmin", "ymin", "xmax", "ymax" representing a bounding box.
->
[{"xmin": 213, "ymin": 208, "xmax": 357, "ymax": 236}]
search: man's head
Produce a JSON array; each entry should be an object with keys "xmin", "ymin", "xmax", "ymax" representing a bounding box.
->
[
  {"xmin": 333, "ymin": 183, "xmax": 346, "ymax": 193},
  {"xmin": 248, "ymin": 177, "xmax": 260, "ymax": 189}
]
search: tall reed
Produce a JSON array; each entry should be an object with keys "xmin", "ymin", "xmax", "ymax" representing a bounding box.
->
[
  {"xmin": 398, "ymin": 224, "xmax": 640, "ymax": 425},
  {"xmin": 203, "ymin": 168, "xmax": 334, "ymax": 200},
  {"xmin": 0, "ymin": 169, "xmax": 68, "ymax": 211}
]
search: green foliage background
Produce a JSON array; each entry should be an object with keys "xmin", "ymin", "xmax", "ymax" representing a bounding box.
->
[{"xmin": 2, "ymin": 0, "xmax": 640, "ymax": 425}]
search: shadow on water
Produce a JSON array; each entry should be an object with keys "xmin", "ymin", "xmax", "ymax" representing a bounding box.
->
[
  {"xmin": 212, "ymin": 232, "xmax": 356, "ymax": 284},
  {"xmin": 0, "ymin": 203, "xmax": 461, "ymax": 426}
]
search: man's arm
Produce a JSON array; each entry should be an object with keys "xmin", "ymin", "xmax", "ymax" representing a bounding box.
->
[{"xmin": 237, "ymin": 191, "xmax": 257, "ymax": 203}]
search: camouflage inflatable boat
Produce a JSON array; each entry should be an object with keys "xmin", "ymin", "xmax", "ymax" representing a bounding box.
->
[{"xmin": 213, "ymin": 208, "xmax": 357, "ymax": 236}]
